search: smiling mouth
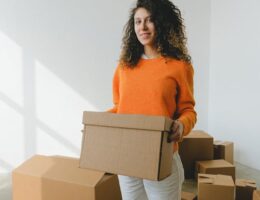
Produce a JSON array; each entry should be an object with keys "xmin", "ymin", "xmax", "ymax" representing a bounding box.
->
[
  {"xmin": 140, "ymin": 33, "xmax": 151, "ymax": 39},
  {"xmin": 140, "ymin": 33, "xmax": 150, "ymax": 37}
]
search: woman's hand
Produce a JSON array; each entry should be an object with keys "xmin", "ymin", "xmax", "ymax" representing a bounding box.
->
[{"xmin": 167, "ymin": 120, "xmax": 184, "ymax": 143}]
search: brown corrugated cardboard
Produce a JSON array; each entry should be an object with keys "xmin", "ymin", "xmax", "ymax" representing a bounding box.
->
[
  {"xmin": 12, "ymin": 155, "xmax": 122, "ymax": 200},
  {"xmin": 214, "ymin": 140, "xmax": 234, "ymax": 164},
  {"xmin": 181, "ymin": 191, "xmax": 197, "ymax": 200},
  {"xmin": 198, "ymin": 174, "xmax": 235, "ymax": 200},
  {"xmin": 179, "ymin": 130, "xmax": 214, "ymax": 179},
  {"xmin": 195, "ymin": 159, "xmax": 235, "ymax": 180},
  {"xmin": 235, "ymin": 179, "xmax": 257, "ymax": 200},
  {"xmin": 80, "ymin": 111, "xmax": 173, "ymax": 181},
  {"xmin": 253, "ymin": 190, "xmax": 260, "ymax": 200}
]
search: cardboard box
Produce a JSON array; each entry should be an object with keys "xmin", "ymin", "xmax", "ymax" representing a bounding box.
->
[
  {"xmin": 235, "ymin": 179, "xmax": 257, "ymax": 200},
  {"xmin": 12, "ymin": 155, "xmax": 122, "ymax": 200},
  {"xmin": 214, "ymin": 140, "xmax": 234, "ymax": 164},
  {"xmin": 181, "ymin": 191, "xmax": 197, "ymax": 200},
  {"xmin": 253, "ymin": 190, "xmax": 260, "ymax": 200},
  {"xmin": 198, "ymin": 174, "xmax": 235, "ymax": 200},
  {"xmin": 195, "ymin": 159, "xmax": 235, "ymax": 180},
  {"xmin": 80, "ymin": 111, "xmax": 173, "ymax": 181},
  {"xmin": 179, "ymin": 130, "xmax": 214, "ymax": 179}
]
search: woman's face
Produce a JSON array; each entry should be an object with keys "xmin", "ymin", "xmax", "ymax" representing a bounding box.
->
[{"xmin": 134, "ymin": 8, "xmax": 156, "ymax": 48}]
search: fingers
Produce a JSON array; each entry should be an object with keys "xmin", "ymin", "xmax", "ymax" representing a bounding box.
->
[
  {"xmin": 167, "ymin": 132, "xmax": 174, "ymax": 143},
  {"xmin": 167, "ymin": 120, "xmax": 183, "ymax": 143},
  {"xmin": 172, "ymin": 120, "xmax": 179, "ymax": 133}
]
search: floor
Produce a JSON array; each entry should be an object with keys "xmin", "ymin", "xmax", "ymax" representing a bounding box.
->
[{"xmin": 0, "ymin": 162, "xmax": 259, "ymax": 199}]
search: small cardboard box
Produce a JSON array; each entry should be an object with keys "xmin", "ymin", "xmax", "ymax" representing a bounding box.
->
[
  {"xmin": 253, "ymin": 190, "xmax": 260, "ymax": 200},
  {"xmin": 195, "ymin": 159, "xmax": 235, "ymax": 180},
  {"xmin": 181, "ymin": 191, "xmax": 197, "ymax": 200},
  {"xmin": 214, "ymin": 140, "xmax": 234, "ymax": 164},
  {"xmin": 236, "ymin": 179, "xmax": 257, "ymax": 200},
  {"xmin": 80, "ymin": 111, "xmax": 173, "ymax": 181},
  {"xmin": 198, "ymin": 174, "xmax": 235, "ymax": 200},
  {"xmin": 12, "ymin": 155, "xmax": 122, "ymax": 200},
  {"xmin": 179, "ymin": 130, "xmax": 214, "ymax": 179}
]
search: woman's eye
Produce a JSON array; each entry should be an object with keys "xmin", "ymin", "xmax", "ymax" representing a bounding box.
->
[
  {"xmin": 135, "ymin": 20, "xmax": 141, "ymax": 25},
  {"xmin": 147, "ymin": 18, "xmax": 152, "ymax": 23}
]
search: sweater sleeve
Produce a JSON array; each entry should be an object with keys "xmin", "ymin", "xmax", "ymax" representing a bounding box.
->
[
  {"xmin": 106, "ymin": 65, "xmax": 120, "ymax": 113},
  {"xmin": 174, "ymin": 63, "xmax": 197, "ymax": 137}
]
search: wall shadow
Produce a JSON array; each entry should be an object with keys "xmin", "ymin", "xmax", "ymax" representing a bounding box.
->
[{"xmin": 0, "ymin": 1, "xmax": 133, "ymax": 171}]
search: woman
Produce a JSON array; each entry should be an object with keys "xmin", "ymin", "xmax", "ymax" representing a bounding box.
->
[{"xmin": 108, "ymin": 0, "xmax": 197, "ymax": 199}]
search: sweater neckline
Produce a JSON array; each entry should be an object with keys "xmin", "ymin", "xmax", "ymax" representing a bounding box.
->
[{"xmin": 140, "ymin": 56, "xmax": 164, "ymax": 62}]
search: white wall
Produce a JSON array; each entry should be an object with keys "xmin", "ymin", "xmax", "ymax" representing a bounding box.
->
[
  {"xmin": 209, "ymin": 0, "xmax": 260, "ymax": 170},
  {"xmin": 0, "ymin": 0, "xmax": 210, "ymax": 173},
  {"xmin": 174, "ymin": 0, "xmax": 211, "ymax": 132},
  {"xmin": 0, "ymin": 0, "xmax": 133, "ymax": 173}
]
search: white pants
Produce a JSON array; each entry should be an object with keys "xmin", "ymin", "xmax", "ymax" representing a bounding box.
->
[{"xmin": 118, "ymin": 152, "xmax": 185, "ymax": 200}]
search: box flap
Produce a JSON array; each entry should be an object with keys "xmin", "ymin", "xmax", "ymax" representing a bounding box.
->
[
  {"xmin": 13, "ymin": 155, "xmax": 105, "ymax": 187},
  {"xmin": 198, "ymin": 174, "xmax": 234, "ymax": 186},
  {"xmin": 198, "ymin": 174, "xmax": 214, "ymax": 184},
  {"xmin": 214, "ymin": 174, "xmax": 234, "ymax": 186},
  {"xmin": 82, "ymin": 111, "xmax": 173, "ymax": 131},
  {"xmin": 236, "ymin": 179, "xmax": 257, "ymax": 188}
]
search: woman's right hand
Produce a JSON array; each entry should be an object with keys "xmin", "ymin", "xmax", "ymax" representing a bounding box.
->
[{"xmin": 167, "ymin": 120, "xmax": 184, "ymax": 143}]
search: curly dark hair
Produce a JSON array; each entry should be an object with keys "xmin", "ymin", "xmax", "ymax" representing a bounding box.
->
[{"xmin": 119, "ymin": 0, "xmax": 191, "ymax": 67}]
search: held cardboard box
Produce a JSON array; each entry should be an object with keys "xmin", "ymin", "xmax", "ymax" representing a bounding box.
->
[
  {"xmin": 235, "ymin": 179, "xmax": 257, "ymax": 200},
  {"xmin": 181, "ymin": 191, "xmax": 197, "ymax": 200},
  {"xmin": 254, "ymin": 190, "xmax": 260, "ymax": 200},
  {"xmin": 179, "ymin": 130, "xmax": 214, "ymax": 179},
  {"xmin": 80, "ymin": 111, "xmax": 173, "ymax": 181},
  {"xmin": 214, "ymin": 140, "xmax": 234, "ymax": 164},
  {"xmin": 198, "ymin": 174, "xmax": 235, "ymax": 200},
  {"xmin": 12, "ymin": 155, "xmax": 122, "ymax": 200},
  {"xmin": 195, "ymin": 159, "xmax": 235, "ymax": 181}
]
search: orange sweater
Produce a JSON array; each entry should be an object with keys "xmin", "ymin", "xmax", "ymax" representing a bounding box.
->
[{"xmin": 108, "ymin": 57, "xmax": 197, "ymax": 151}]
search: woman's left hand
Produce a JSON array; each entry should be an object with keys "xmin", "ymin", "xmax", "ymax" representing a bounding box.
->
[{"xmin": 167, "ymin": 120, "xmax": 184, "ymax": 143}]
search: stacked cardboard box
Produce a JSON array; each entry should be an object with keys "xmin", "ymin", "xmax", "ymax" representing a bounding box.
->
[
  {"xmin": 235, "ymin": 179, "xmax": 257, "ymax": 200},
  {"xmin": 198, "ymin": 174, "xmax": 235, "ymax": 200},
  {"xmin": 179, "ymin": 130, "xmax": 214, "ymax": 179},
  {"xmin": 80, "ymin": 111, "xmax": 173, "ymax": 180},
  {"xmin": 254, "ymin": 190, "xmax": 260, "ymax": 200},
  {"xmin": 181, "ymin": 191, "xmax": 197, "ymax": 200},
  {"xmin": 214, "ymin": 140, "xmax": 234, "ymax": 164},
  {"xmin": 12, "ymin": 155, "xmax": 122, "ymax": 200},
  {"xmin": 195, "ymin": 159, "xmax": 235, "ymax": 181},
  {"xmin": 178, "ymin": 129, "xmax": 260, "ymax": 200}
]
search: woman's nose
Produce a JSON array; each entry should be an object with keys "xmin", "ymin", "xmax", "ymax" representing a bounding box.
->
[{"xmin": 141, "ymin": 22, "xmax": 148, "ymax": 30}]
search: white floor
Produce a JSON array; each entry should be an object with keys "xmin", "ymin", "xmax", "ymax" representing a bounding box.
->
[{"xmin": 0, "ymin": 173, "xmax": 11, "ymax": 200}]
